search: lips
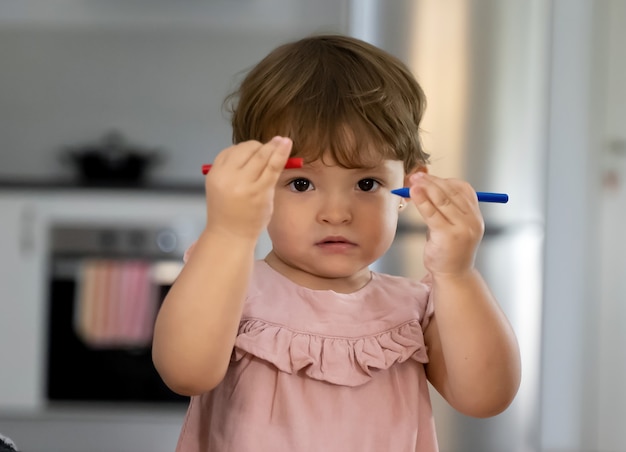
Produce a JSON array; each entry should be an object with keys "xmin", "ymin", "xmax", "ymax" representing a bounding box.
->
[{"xmin": 315, "ymin": 236, "xmax": 357, "ymax": 247}]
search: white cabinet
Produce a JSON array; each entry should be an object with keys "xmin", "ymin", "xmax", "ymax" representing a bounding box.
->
[
  {"xmin": 0, "ymin": 194, "xmax": 47, "ymax": 411},
  {"xmin": 0, "ymin": 189, "xmax": 283, "ymax": 451},
  {"xmin": 0, "ymin": 189, "xmax": 207, "ymax": 413}
]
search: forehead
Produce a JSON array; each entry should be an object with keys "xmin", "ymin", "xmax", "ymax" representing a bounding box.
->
[
  {"xmin": 304, "ymin": 154, "xmax": 405, "ymax": 174},
  {"xmin": 293, "ymin": 142, "xmax": 396, "ymax": 170}
]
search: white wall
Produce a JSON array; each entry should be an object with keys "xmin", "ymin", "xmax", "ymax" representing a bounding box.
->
[
  {"xmin": 595, "ymin": 1, "xmax": 626, "ymax": 450},
  {"xmin": 540, "ymin": 0, "xmax": 626, "ymax": 451},
  {"xmin": 0, "ymin": 0, "xmax": 348, "ymax": 184}
]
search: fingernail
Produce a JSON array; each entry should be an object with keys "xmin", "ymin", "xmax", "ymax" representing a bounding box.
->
[{"xmin": 410, "ymin": 172, "xmax": 425, "ymax": 183}]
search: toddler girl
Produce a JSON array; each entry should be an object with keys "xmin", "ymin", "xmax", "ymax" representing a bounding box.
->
[{"xmin": 152, "ymin": 34, "xmax": 521, "ymax": 452}]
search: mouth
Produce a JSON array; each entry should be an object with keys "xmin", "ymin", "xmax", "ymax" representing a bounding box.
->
[{"xmin": 315, "ymin": 236, "xmax": 357, "ymax": 248}]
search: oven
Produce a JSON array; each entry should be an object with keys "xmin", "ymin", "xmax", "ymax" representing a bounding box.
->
[{"xmin": 45, "ymin": 224, "xmax": 188, "ymax": 405}]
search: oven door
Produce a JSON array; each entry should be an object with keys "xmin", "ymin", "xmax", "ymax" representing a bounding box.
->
[{"xmin": 45, "ymin": 225, "xmax": 188, "ymax": 405}]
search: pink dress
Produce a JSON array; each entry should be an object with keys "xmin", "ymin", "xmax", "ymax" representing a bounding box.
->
[{"xmin": 176, "ymin": 260, "xmax": 438, "ymax": 452}]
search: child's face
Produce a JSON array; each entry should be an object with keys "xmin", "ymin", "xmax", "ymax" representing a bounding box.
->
[{"xmin": 266, "ymin": 154, "xmax": 406, "ymax": 291}]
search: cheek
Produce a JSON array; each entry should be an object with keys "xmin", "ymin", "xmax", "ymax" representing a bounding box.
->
[
  {"xmin": 267, "ymin": 213, "xmax": 286, "ymax": 236},
  {"xmin": 380, "ymin": 203, "xmax": 402, "ymax": 237},
  {"xmin": 268, "ymin": 206, "xmax": 300, "ymax": 243},
  {"xmin": 360, "ymin": 201, "xmax": 399, "ymax": 235},
  {"xmin": 374, "ymin": 198, "xmax": 401, "ymax": 223},
  {"xmin": 379, "ymin": 216, "xmax": 400, "ymax": 240}
]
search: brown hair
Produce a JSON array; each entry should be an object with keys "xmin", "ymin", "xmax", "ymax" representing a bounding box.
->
[{"xmin": 224, "ymin": 34, "xmax": 429, "ymax": 173}]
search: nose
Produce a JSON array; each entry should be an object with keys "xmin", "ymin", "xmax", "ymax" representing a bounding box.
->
[{"xmin": 316, "ymin": 193, "xmax": 352, "ymax": 225}]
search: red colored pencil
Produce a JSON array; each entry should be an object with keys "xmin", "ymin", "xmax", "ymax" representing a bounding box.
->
[{"xmin": 202, "ymin": 157, "xmax": 303, "ymax": 175}]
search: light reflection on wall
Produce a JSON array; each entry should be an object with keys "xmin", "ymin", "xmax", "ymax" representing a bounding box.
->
[{"xmin": 408, "ymin": 1, "xmax": 469, "ymax": 180}]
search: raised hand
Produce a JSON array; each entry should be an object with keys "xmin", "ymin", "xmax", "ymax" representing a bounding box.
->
[
  {"xmin": 204, "ymin": 136, "xmax": 293, "ymax": 240},
  {"xmin": 407, "ymin": 172, "xmax": 485, "ymax": 276}
]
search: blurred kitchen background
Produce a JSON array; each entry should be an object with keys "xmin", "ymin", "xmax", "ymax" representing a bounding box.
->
[{"xmin": 0, "ymin": 0, "xmax": 624, "ymax": 451}]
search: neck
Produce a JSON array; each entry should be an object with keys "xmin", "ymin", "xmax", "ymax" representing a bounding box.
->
[{"xmin": 263, "ymin": 252, "xmax": 372, "ymax": 294}]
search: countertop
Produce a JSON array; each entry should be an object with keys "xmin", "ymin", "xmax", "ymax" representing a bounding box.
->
[{"xmin": 0, "ymin": 178, "xmax": 205, "ymax": 194}]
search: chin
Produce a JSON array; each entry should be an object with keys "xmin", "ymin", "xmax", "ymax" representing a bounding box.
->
[
  {"xmin": 272, "ymin": 250, "xmax": 373, "ymax": 278},
  {"xmin": 305, "ymin": 261, "xmax": 371, "ymax": 280}
]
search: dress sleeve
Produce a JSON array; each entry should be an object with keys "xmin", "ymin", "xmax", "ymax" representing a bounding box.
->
[{"xmin": 419, "ymin": 273, "xmax": 435, "ymax": 331}]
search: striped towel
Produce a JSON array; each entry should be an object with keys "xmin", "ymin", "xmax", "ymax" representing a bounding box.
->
[{"xmin": 74, "ymin": 259, "xmax": 157, "ymax": 348}]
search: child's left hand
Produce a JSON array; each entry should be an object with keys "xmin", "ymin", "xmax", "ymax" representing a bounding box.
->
[{"xmin": 407, "ymin": 172, "xmax": 485, "ymax": 276}]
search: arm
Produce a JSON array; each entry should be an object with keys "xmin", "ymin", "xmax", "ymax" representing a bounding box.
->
[
  {"xmin": 152, "ymin": 137, "xmax": 293, "ymax": 396},
  {"xmin": 408, "ymin": 172, "xmax": 521, "ymax": 417}
]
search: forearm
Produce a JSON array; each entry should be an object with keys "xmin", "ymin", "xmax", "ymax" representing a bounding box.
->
[
  {"xmin": 426, "ymin": 269, "xmax": 521, "ymax": 417},
  {"xmin": 152, "ymin": 228, "xmax": 257, "ymax": 395}
]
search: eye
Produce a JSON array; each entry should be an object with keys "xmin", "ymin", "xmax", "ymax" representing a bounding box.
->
[
  {"xmin": 357, "ymin": 178, "xmax": 381, "ymax": 192},
  {"xmin": 288, "ymin": 178, "xmax": 314, "ymax": 192}
]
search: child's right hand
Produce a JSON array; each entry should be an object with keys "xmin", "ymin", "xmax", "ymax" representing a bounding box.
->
[{"xmin": 203, "ymin": 136, "xmax": 293, "ymax": 241}]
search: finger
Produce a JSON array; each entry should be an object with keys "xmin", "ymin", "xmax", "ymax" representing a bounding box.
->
[
  {"xmin": 425, "ymin": 176, "xmax": 478, "ymax": 216},
  {"xmin": 241, "ymin": 136, "xmax": 291, "ymax": 181},
  {"xmin": 410, "ymin": 174, "xmax": 475, "ymax": 226},
  {"xmin": 210, "ymin": 140, "xmax": 264, "ymax": 172},
  {"xmin": 409, "ymin": 174, "xmax": 455, "ymax": 226},
  {"xmin": 255, "ymin": 137, "xmax": 293, "ymax": 187}
]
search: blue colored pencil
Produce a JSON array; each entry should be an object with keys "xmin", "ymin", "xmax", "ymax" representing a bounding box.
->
[{"xmin": 391, "ymin": 187, "xmax": 508, "ymax": 203}]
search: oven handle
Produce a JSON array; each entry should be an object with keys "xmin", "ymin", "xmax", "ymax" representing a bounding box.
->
[{"xmin": 50, "ymin": 258, "xmax": 183, "ymax": 286}]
